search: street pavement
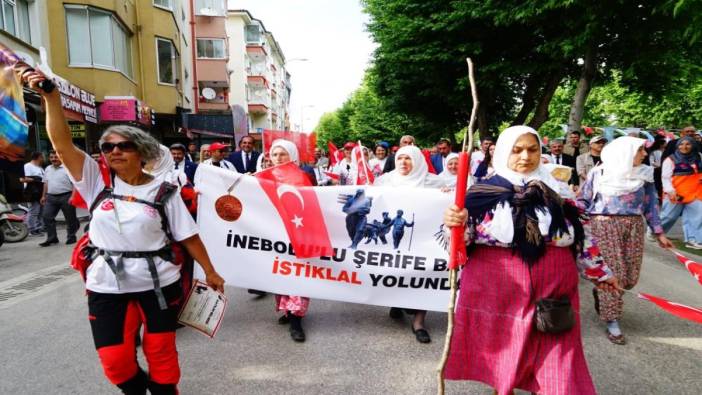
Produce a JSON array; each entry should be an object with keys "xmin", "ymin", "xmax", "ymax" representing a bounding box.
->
[{"xmin": 0, "ymin": 224, "xmax": 700, "ymax": 394}]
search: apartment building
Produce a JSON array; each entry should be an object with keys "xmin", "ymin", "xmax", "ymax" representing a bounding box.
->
[
  {"xmin": 227, "ymin": 10, "xmax": 291, "ymax": 135},
  {"xmin": 43, "ymin": 0, "xmax": 195, "ymax": 150}
]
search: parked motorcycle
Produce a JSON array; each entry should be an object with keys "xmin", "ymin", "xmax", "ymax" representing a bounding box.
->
[{"xmin": 0, "ymin": 193, "xmax": 29, "ymax": 243}]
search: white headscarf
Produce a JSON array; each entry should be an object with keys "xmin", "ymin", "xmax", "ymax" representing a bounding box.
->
[
  {"xmin": 484, "ymin": 126, "xmax": 562, "ymax": 244},
  {"xmin": 492, "ymin": 126, "xmax": 561, "ymax": 192},
  {"xmin": 270, "ymin": 139, "xmax": 299, "ymax": 165},
  {"xmin": 145, "ymin": 145, "xmax": 187, "ymax": 186},
  {"xmin": 596, "ymin": 136, "xmax": 653, "ymax": 197},
  {"xmin": 374, "ymin": 145, "xmax": 444, "ymax": 188},
  {"xmin": 438, "ymin": 153, "xmax": 460, "ymax": 187}
]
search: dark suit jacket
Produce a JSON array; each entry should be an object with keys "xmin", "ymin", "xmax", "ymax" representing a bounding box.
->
[
  {"xmin": 228, "ymin": 150, "xmax": 260, "ymax": 173},
  {"xmin": 178, "ymin": 160, "xmax": 198, "ymax": 185},
  {"xmin": 383, "ymin": 153, "xmax": 395, "ymax": 173},
  {"xmin": 551, "ymin": 153, "xmax": 578, "ymax": 185}
]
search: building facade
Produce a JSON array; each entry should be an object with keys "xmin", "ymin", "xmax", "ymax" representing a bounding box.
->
[
  {"xmin": 227, "ymin": 10, "xmax": 291, "ymax": 135},
  {"xmin": 44, "ymin": 0, "xmax": 195, "ymax": 150}
]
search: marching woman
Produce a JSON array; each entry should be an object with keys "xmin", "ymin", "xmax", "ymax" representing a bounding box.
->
[
  {"xmin": 268, "ymin": 139, "xmax": 317, "ymax": 342},
  {"xmin": 579, "ymin": 136, "xmax": 673, "ymax": 344},
  {"xmin": 25, "ymin": 71, "xmax": 225, "ymax": 394},
  {"xmin": 659, "ymin": 136, "xmax": 702, "ymax": 249},
  {"xmin": 443, "ymin": 126, "xmax": 617, "ymax": 394},
  {"xmin": 368, "ymin": 141, "xmax": 390, "ymax": 177},
  {"xmin": 438, "ymin": 153, "xmax": 460, "ymax": 188},
  {"xmin": 375, "ymin": 145, "xmax": 445, "ymax": 343},
  {"xmin": 473, "ymin": 143, "xmax": 495, "ymax": 180}
]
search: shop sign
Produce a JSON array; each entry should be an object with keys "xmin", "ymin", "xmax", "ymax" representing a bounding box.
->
[
  {"xmin": 100, "ymin": 96, "xmax": 154, "ymax": 127},
  {"xmin": 53, "ymin": 75, "xmax": 97, "ymax": 124}
]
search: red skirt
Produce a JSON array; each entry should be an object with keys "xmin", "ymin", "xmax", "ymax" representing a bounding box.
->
[{"xmin": 445, "ymin": 246, "xmax": 596, "ymax": 395}]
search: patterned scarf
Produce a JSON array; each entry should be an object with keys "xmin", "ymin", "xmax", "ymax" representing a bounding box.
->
[{"xmin": 465, "ymin": 175, "xmax": 584, "ymax": 264}]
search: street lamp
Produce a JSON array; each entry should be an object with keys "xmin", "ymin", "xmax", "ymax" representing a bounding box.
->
[
  {"xmin": 300, "ymin": 105, "xmax": 315, "ymax": 132},
  {"xmin": 284, "ymin": 58, "xmax": 309, "ymax": 66}
]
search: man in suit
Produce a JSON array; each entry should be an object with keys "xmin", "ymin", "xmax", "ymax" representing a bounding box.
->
[
  {"xmin": 430, "ymin": 138, "xmax": 453, "ymax": 174},
  {"xmin": 227, "ymin": 135, "xmax": 260, "ymax": 174},
  {"xmin": 170, "ymin": 143, "xmax": 198, "ymax": 184},
  {"xmin": 548, "ymin": 139, "xmax": 578, "ymax": 185}
]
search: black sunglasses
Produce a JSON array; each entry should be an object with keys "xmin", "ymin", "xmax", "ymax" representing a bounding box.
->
[{"xmin": 101, "ymin": 141, "xmax": 138, "ymax": 153}]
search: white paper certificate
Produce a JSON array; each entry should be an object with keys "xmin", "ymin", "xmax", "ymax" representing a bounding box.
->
[{"xmin": 178, "ymin": 280, "xmax": 228, "ymax": 338}]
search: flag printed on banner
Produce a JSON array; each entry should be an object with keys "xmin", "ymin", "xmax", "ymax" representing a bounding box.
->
[
  {"xmin": 263, "ymin": 130, "xmax": 317, "ymax": 164},
  {"xmin": 254, "ymin": 162, "xmax": 334, "ymax": 258},
  {"xmin": 637, "ymin": 293, "xmax": 702, "ymax": 325},
  {"xmin": 351, "ymin": 141, "xmax": 374, "ymax": 185},
  {"xmin": 672, "ymin": 251, "xmax": 702, "ymax": 286}
]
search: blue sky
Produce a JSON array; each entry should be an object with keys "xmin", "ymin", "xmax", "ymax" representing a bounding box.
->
[{"xmin": 228, "ymin": 0, "xmax": 376, "ymax": 131}]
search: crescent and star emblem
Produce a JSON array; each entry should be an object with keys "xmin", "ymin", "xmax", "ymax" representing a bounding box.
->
[{"xmin": 276, "ymin": 184, "xmax": 305, "ymax": 228}]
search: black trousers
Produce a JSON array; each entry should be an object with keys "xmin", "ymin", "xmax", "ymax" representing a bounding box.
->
[{"xmin": 42, "ymin": 192, "xmax": 79, "ymax": 241}]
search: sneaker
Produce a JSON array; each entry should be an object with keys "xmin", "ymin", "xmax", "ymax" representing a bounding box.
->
[{"xmin": 685, "ymin": 241, "xmax": 702, "ymax": 250}]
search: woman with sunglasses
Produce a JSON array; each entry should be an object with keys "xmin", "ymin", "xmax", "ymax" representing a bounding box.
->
[{"xmin": 24, "ymin": 71, "xmax": 225, "ymax": 394}]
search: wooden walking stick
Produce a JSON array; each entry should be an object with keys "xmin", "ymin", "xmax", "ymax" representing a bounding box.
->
[{"xmin": 436, "ymin": 58, "xmax": 479, "ymax": 395}]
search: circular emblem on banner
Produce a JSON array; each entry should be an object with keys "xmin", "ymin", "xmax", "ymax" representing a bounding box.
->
[{"xmin": 215, "ymin": 195, "xmax": 243, "ymax": 221}]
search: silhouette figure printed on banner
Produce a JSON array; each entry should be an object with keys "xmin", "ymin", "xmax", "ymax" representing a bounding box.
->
[
  {"xmin": 363, "ymin": 212, "xmax": 392, "ymax": 245},
  {"xmin": 339, "ymin": 189, "xmax": 373, "ymax": 249},
  {"xmin": 391, "ymin": 210, "xmax": 414, "ymax": 249}
]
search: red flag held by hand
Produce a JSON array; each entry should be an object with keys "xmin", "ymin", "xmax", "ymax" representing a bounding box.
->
[
  {"xmin": 638, "ymin": 293, "xmax": 702, "ymax": 325},
  {"xmin": 255, "ymin": 162, "xmax": 333, "ymax": 258},
  {"xmin": 422, "ymin": 149, "xmax": 437, "ymax": 174}
]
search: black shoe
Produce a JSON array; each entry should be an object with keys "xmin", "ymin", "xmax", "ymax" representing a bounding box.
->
[
  {"xmin": 65, "ymin": 237, "xmax": 77, "ymax": 245},
  {"xmin": 247, "ymin": 289, "xmax": 267, "ymax": 297},
  {"xmin": 389, "ymin": 307, "xmax": 403, "ymax": 319},
  {"xmin": 592, "ymin": 287, "xmax": 600, "ymax": 316},
  {"xmin": 412, "ymin": 327, "xmax": 431, "ymax": 343},
  {"xmin": 39, "ymin": 238, "xmax": 59, "ymax": 247},
  {"xmin": 289, "ymin": 315, "xmax": 306, "ymax": 342},
  {"xmin": 278, "ymin": 313, "xmax": 290, "ymax": 325}
]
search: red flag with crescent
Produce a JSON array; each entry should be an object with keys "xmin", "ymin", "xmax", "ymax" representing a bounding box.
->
[
  {"xmin": 672, "ymin": 251, "xmax": 702, "ymax": 286},
  {"xmin": 638, "ymin": 293, "xmax": 702, "ymax": 325},
  {"xmin": 255, "ymin": 162, "xmax": 333, "ymax": 258}
]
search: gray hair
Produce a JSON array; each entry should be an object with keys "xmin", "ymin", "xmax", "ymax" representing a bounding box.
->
[{"xmin": 99, "ymin": 125, "xmax": 162, "ymax": 163}]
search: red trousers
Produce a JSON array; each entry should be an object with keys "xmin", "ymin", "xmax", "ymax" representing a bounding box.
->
[{"xmin": 88, "ymin": 282, "xmax": 182, "ymax": 394}]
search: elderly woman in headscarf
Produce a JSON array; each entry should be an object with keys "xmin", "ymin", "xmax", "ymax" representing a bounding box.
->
[
  {"xmin": 659, "ymin": 136, "xmax": 702, "ymax": 249},
  {"xmin": 438, "ymin": 153, "xmax": 460, "ymax": 188},
  {"xmin": 375, "ymin": 145, "xmax": 445, "ymax": 343},
  {"xmin": 268, "ymin": 139, "xmax": 316, "ymax": 342},
  {"xmin": 442, "ymin": 126, "xmax": 617, "ymax": 394},
  {"xmin": 579, "ymin": 136, "xmax": 672, "ymax": 345}
]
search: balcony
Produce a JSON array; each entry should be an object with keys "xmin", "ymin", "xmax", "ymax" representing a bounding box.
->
[
  {"xmin": 199, "ymin": 83, "xmax": 229, "ymax": 112},
  {"xmin": 248, "ymin": 86, "xmax": 270, "ymax": 115},
  {"xmin": 246, "ymin": 45, "xmax": 267, "ymax": 63}
]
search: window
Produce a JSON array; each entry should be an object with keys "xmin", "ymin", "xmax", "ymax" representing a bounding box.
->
[
  {"xmin": 1, "ymin": 0, "xmax": 15, "ymax": 36},
  {"xmin": 156, "ymin": 38, "xmax": 176, "ymax": 85},
  {"xmin": 196, "ymin": 39, "xmax": 225, "ymax": 59},
  {"xmin": 245, "ymin": 25, "xmax": 261, "ymax": 44},
  {"xmin": 64, "ymin": 5, "xmax": 133, "ymax": 77},
  {"xmin": 153, "ymin": 0, "xmax": 172, "ymax": 10},
  {"xmin": 16, "ymin": 0, "xmax": 29, "ymax": 43},
  {"xmin": 195, "ymin": 0, "xmax": 225, "ymax": 16}
]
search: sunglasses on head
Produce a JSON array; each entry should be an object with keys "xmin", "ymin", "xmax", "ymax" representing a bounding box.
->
[{"xmin": 101, "ymin": 141, "xmax": 138, "ymax": 153}]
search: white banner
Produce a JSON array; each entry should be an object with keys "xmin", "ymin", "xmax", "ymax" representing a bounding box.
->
[{"xmin": 195, "ymin": 165, "xmax": 454, "ymax": 312}]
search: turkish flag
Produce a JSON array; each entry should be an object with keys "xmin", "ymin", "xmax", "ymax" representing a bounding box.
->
[
  {"xmin": 327, "ymin": 141, "xmax": 344, "ymax": 169},
  {"xmin": 673, "ymin": 251, "xmax": 702, "ymax": 286},
  {"xmin": 352, "ymin": 142, "xmax": 374, "ymax": 185},
  {"xmin": 638, "ymin": 293, "xmax": 702, "ymax": 325},
  {"xmin": 263, "ymin": 130, "xmax": 317, "ymax": 163},
  {"xmin": 422, "ymin": 149, "xmax": 437, "ymax": 174},
  {"xmin": 255, "ymin": 162, "xmax": 333, "ymax": 258}
]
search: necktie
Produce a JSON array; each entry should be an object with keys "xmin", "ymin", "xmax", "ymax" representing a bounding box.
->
[
  {"xmin": 556, "ymin": 155, "xmax": 561, "ymax": 165},
  {"xmin": 175, "ymin": 162, "xmax": 179, "ymax": 170},
  {"xmin": 245, "ymin": 153, "xmax": 250, "ymax": 170}
]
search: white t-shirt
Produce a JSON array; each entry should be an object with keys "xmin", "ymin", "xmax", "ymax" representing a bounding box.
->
[
  {"xmin": 23, "ymin": 162, "xmax": 44, "ymax": 187},
  {"xmin": 70, "ymin": 154, "xmax": 198, "ymax": 293}
]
